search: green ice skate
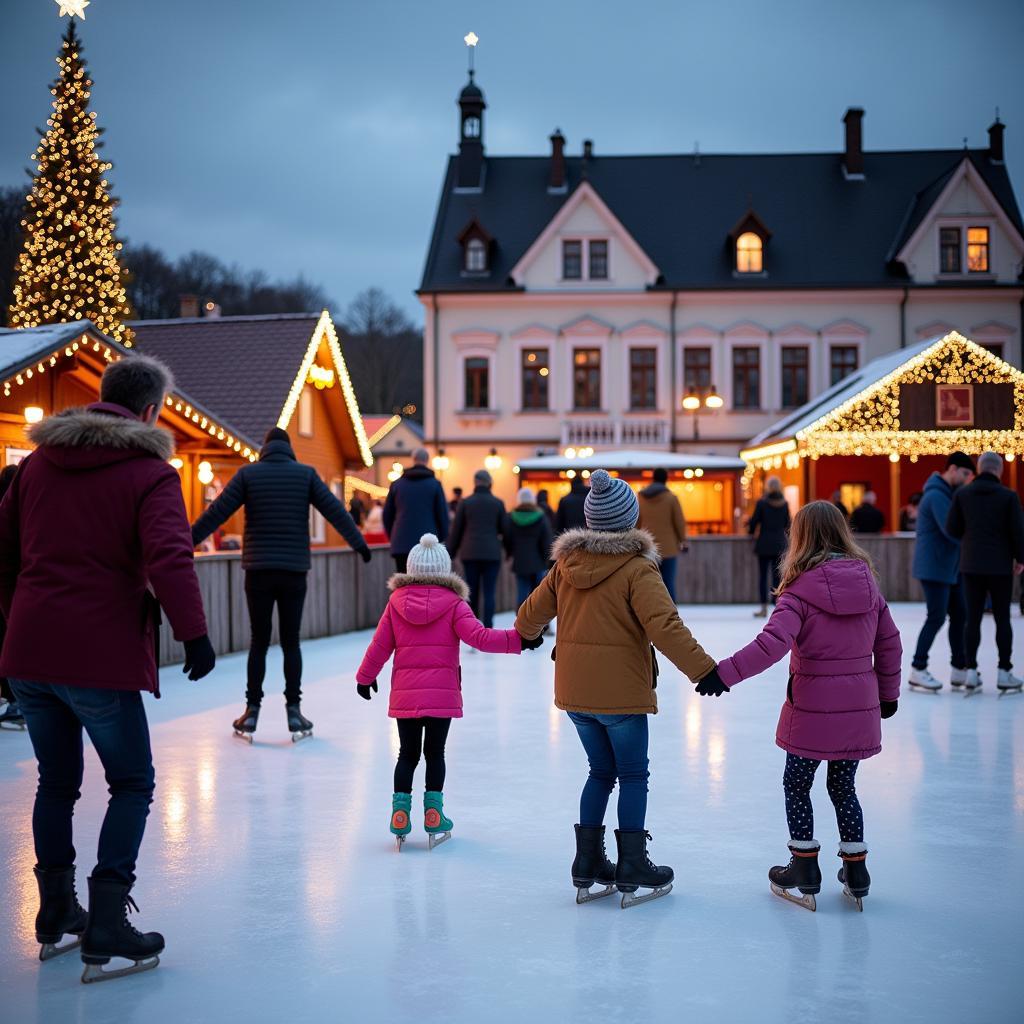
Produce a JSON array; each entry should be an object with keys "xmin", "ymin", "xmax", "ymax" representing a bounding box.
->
[
  {"xmin": 391, "ymin": 793, "xmax": 412, "ymax": 851},
  {"xmin": 424, "ymin": 791, "xmax": 453, "ymax": 850}
]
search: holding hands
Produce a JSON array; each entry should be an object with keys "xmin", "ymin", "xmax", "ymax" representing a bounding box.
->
[
  {"xmin": 518, "ymin": 631, "xmax": 545, "ymax": 652},
  {"xmin": 695, "ymin": 666, "xmax": 729, "ymax": 697}
]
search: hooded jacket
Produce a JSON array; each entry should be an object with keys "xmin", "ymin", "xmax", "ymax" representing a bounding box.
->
[
  {"xmin": 946, "ymin": 472, "xmax": 1024, "ymax": 576},
  {"xmin": 637, "ymin": 482, "xmax": 687, "ymax": 558},
  {"xmin": 912, "ymin": 472, "xmax": 961, "ymax": 584},
  {"xmin": 515, "ymin": 528, "xmax": 716, "ymax": 714},
  {"xmin": 382, "ymin": 463, "xmax": 449, "ymax": 556},
  {"xmin": 717, "ymin": 558, "xmax": 902, "ymax": 760},
  {"xmin": 503, "ymin": 504, "xmax": 553, "ymax": 577},
  {"xmin": 0, "ymin": 403, "xmax": 207, "ymax": 693},
  {"xmin": 748, "ymin": 492, "xmax": 791, "ymax": 558},
  {"xmin": 190, "ymin": 438, "xmax": 367, "ymax": 571},
  {"xmin": 356, "ymin": 573, "xmax": 521, "ymax": 718}
]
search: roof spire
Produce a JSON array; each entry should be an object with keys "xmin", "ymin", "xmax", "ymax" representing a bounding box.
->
[{"xmin": 464, "ymin": 31, "xmax": 478, "ymax": 76}]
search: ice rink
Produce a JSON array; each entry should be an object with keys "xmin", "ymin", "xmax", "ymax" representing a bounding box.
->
[{"xmin": 1, "ymin": 602, "xmax": 1022, "ymax": 1024}]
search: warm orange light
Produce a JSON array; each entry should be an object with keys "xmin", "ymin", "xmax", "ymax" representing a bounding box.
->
[
  {"xmin": 24, "ymin": 406, "xmax": 44, "ymax": 424},
  {"xmin": 682, "ymin": 394, "xmax": 700, "ymax": 411},
  {"xmin": 736, "ymin": 232, "xmax": 763, "ymax": 273}
]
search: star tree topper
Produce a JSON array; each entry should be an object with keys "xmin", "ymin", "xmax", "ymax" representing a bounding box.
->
[{"xmin": 55, "ymin": 0, "xmax": 90, "ymax": 19}]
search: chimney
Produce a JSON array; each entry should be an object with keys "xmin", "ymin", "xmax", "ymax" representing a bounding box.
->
[
  {"xmin": 989, "ymin": 116, "xmax": 1005, "ymax": 164},
  {"xmin": 583, "ymin": 139, "xmax": 593, "ymax": 159},
  {"xmin": 843, "ymin": 107, "xmax": 865, "ymax": 178},
  {"xmin": 549, "ymin": 129, "xmax": 566, "ymax": 191},
  {"xmin": 179, "ymin": 294, "xmax": 199, "ymax": 318}
]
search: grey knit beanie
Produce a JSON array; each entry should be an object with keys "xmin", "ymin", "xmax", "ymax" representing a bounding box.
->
[
  {"xmin": 405, "ymin": 533, "xmax": 452, "ymax": 577},
  {"xmin": 584, "ymin": 470, "xmax": 639, "ymax": 532}
]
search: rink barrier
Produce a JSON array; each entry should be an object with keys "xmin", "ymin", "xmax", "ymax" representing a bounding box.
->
[{"xmin": 159, "ymin": 536, "xmax": 1015, "ymax": 666}]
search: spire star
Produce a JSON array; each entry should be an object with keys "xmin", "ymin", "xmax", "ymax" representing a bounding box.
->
[
  {"xmin": 464, "ymin": 31, "xmax": 479, "ymax": 47},
  {"xmin": 55, "ymin": 0, "xmax": 90, "ymax": 18}
]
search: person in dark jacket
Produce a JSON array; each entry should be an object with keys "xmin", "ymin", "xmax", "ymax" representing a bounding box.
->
[
  {"xmin": 831, "ymin": 490, "xmax": 849, "ymax": 518},
  {"xmin": 536, "ymin": 488, "xmax": 557, "ymax": 530},
  {"xmin": 383, "ymin": 448, "xmax": 449, "ymax": 573},
  {"xmin": 908, "ymin": 452, "xmax": 975, "ymax": 692},
  {"xmin": 191, "ymin": 427, "xmax": 371, "ymax": 738},
  {"xmin": 448, "ymin": 469, "xmax": 506, "ymax": 627},
  {"xmin": 899, "ymin": 492, "xmax": 923, "ymax": 532},
  {"xmin": 504, "ymin": 487, "xmax": 553, "ymax": 609},
  {"xmin": 348, "ymin": 492, "xmax": 366, "ymax": 528},
  {"xmin": 0, "ymin": 355, "xmax": 215, "ymax": 978},
  {"xmin": 748, "ymin": 475, "xmax": 791, "ymax": 617},
  {"xmin": 946, "ymin": 452, "xmax": 1024, "ymax": 694},
  {"xmin": 555, "ymin": 476, "xmax": 588, "ymax": 533},
  {"xmin": 850, "ymin": 491, "xmax": 884, "ymax": 533},
  {"xmin": 0, "ymin": 464, "xmax": 24, "ymax": 730}
]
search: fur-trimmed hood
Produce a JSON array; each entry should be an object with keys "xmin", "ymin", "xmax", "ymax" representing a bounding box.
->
[
  {"xmin": 388, "ymin": 572, "xmax": 469, "ymax": 624},
  {"xmin": 28, "ymin": 403, "xmax": 174, "ymax": 470},
  {"xmin": 388, "ymin": 572, "xmax": 469, "ymax": 599},
  {"xmin": 551, "ymin": 528, "xmax": 659, "ymax": 591}
]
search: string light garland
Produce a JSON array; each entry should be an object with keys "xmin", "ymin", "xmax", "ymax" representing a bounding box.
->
[{"xmin": 8, "ymin": 20, "xmax": 134, "ymax": 346}]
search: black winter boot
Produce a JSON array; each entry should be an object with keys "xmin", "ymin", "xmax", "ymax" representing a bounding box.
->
[
  {"xmin": 80, "ymin": 877, "xmax": 164, "ymax": 983},
  {"xmin": 571, "ymin": 825, "xmax": 616, "ymax": 904},
  {"xmin": 613, "ymin": 829, "xmax": 674, "ymax": 909},
  {"xmin": 34, "ymin": 865, "xmax": 88, "ymax": 961},
  {"xmin": 838, "ymin": 847, "xmax": 870, "ymax": 910},
  {"xmin": 769, "ymin": 843, "xmax": 822, "ymax": 911}
]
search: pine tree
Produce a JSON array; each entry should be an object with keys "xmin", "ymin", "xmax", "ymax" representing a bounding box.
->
[{"xmin": 8, "ymin": 20, "xmax": 134, "ymax": 345}]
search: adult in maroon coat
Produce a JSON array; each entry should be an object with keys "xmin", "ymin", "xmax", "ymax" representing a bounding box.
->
[{"xmin": 0, "ymin": 354, "xmax": 214, "ymax": 980}]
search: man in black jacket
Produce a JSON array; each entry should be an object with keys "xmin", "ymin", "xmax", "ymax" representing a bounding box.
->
[
  {"xmin": 448, "ymin": 469, "xmax": 506, "ymax": 627},
  {"xmin": 946, "ymin": 452, "xmax": 1024, "ymax": 695},
  {"xmin": 555, "ymin": 476, "xmax": 588, "ymax": 533},
  {"xmin": 850, "ymin": 490, "xmax": 885, "ymax": 533},
  {"xmin": 191, "ymin": 428, "xmax": 372, "ymax": 738},
  {"xmin": 382, "ymin": 448, "xmax": 449, "ymax": 573}
]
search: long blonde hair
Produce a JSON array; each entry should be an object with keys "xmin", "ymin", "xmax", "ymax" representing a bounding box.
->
[{"xmin": 776, "ymin": 500, "xmax": 876, "ymax": 594}]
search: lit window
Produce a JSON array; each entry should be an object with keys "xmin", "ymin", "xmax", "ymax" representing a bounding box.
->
[
  {"xmin": 939, "ymin": 227, "xmax": 961, "ymax": 273},
  {"xmin": 736, "ymin": 232, "xmax": 763, "ymax": 273},
  {"xmin": 521, "ymin": 349, "xmax": 550, "ymax": 410},
  {"xmin": 589, "ymin": 240, "xmax": 609, "ymax": 279},
  {"xmin": 464, "ymin": 357, "xmax": 489, "ymax": 409},
  {"xmin": 463, "ymin": 116, "xmax": 480, "ymax": 139},
  {"xmin": 298, "ymin": 388, "xmax": 313, "ymax": 437},
  {"xmin": 562, "ymin": 240, "xmax": 582, "ymax": 280},
  {"xmin": 465, "ymin": 237, "xmax": 487, "ymax": 272},
  {"xmin": 967, "ymin": 227, "xmax": 989, "ymax": 273}
]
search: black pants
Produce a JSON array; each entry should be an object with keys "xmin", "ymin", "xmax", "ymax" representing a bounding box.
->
[
  {"xmin": 245, "ymin": 569, "xmax": 308, "ymax": 706},
  {"xmin": 963, "ymin": 573, "xmax": 1014, "ymax": 670},
  {"xmin": 912, "ymin": 578, "xmax": 966, "ymax": 670},
  {"xmin": 394, "ymin": 717, "xmax": 451, "ymax": 793},
  {"xmin": 783, "ymin": 754, "xmax": 863, "ymax": 843},
  {"xmin": 463, "ymin": 559, "xmax": 500, "ymax": 628},
  {"xmin": 394, "ymin": 554, "xmax": 408, "ymax": 574},
  {"xmin": 757, "ymin": 555, "xmax": 781, "ymax": 605}
]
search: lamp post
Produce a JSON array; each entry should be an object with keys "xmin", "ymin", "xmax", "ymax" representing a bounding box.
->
[{"xmin": 681, "ymin": 385, "xmax": 722, "ymax": 441}]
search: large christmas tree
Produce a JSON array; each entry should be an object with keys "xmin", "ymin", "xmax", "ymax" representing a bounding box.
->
[{"xmin": 8, "ymin": 19, "xmax": 134, "ymax": 345}]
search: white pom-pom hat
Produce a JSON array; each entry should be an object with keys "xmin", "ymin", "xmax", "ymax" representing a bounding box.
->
[{"xmin": 405, "ymin": 532, "xmax": 452, "ymax": 577}]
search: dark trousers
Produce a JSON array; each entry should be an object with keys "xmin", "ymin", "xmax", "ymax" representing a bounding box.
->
[
  {"xmin": 462, "ymin": 559, "xmax": 500, "ymax": 628},
  {"xmin": 568, "ymin": 712, "xmax": 650, "ymax": 831},
  {"xmin": 783, "ymin": 753, "xmax": 863, "ymax": 843},
  {"xmin": 659, "ymin": 556, "xmax": 678, "ymax": 603},
  {"xmin": 963, "ymin": 573, "xmax": 1014, "ymax": 670},
  {"xmin": 245, "ymin": 569, "xmax": 308, "ymax": 706},
  {"xmin": 912, "ymin": 578, "xmax": 966, "ymax": 670},
  {"xmin": 757, "ymin": 554, "xmax": 781, "ymax": 606},
  {"xmin": 394, "ymin": 717, "xmax": 452, "ymax": 793},
  {"xmin": 10, "ymin": 680, "xmax": 155, "ymax": 884},
  {"xmin": 515, "ymin": 571, "xmax": 546, "ymax": 610},
  {"xmin": 394, "ymin": 554, "xmax": 408, "ymax": 574}
]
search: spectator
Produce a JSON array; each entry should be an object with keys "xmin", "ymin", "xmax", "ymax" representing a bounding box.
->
[
  {"xmin": 0, "ymin": 355, "xmax": 215, "ymax": 978},
  {"xmin": 364, "ymin": 500, "xmax": 385, "ymax": 536},
  {"xmin": 899, "ymin": 492, "xmax": 923, "ymax": 532},
  {"xmin": 348, "ymin": 492, "xmax": 366, "ymax": 528},
  {"xmin": 448, "ymin": 469, "xmax": 506, "ymax": 628},
  {"xmin": 946, "ymin": 452, "xmax": 1024, "ymax": 694},
  {"xmin": 382, "ymin": 448, "xmax": 449, "ymax": 574},
  {"xmin": 536, "ymin": 488, "xmax": 557, "ymax": 530},
  {"xmin": 747, "ymin": 475, "xmax": 791, "ymax": 618},
  {"xmin": 504, "ymin": 487, "xmax": 553, "ymax": 610},
  {"xmin": 637, "ymin": 468, "xmax": 688, "ymax": 603},
  {"xmin": 831, "ymin": 490, "xmax": 849, "ymax": 518},
  {"xmin": 908, "ymin": 452, "xmax": 976, "ymax": 692},
  {"xmin": 850, "ymin": 491, "xmax": 884, "ymax": 533},
  {"xmin": 448, "ymin": 486, "xmax": 463, "ymax": 517},
  {"xmin": 556, "ymin": 476, "xmax": 589, "ymax": 533}
]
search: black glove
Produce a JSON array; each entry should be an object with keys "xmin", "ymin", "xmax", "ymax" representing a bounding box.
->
[
  {"xmin": 880, "ymin": 699, "xmax": 898, "ymax": 719},
  {"xmin": 357, "ymin": 681, "xmax": 378, "ymax": 701},
  {"xmin": 518, "ymin": 631, "xmax": 545, "ymax": 651},
  {"xmin": 358, "ymin": 547, "xmax": 373, "ymax": 564},
  {"xmin": 182, "ymin": 634, "xmax": 216, "ymax": 682},
  {"xmin": 695, "ymin": 667, "xmax": 729, "ymax": 697}
]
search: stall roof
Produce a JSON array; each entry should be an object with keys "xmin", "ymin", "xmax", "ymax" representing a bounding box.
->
[{"xmin": 516, "ymin": 449, "xmax": 745, "ymax": 472}]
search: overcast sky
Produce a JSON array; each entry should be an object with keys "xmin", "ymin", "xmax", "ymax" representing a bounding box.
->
[{"xmin": 2, "ymin": 0, "xmax": 1022, "ymax": 323}]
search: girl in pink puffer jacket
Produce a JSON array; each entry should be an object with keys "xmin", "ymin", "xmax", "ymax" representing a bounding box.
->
[
  {"xmin": 698, "ymin": 501, "xmax": 902, "ymax": 911},
  {"xmin": 356, "ymin": 533, "xmax": 539, "ymax": 849}
]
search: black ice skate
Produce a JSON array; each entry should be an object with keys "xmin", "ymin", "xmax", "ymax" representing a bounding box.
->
[
  {"xmin": 572, "ymin": 824, "xmax": 616, "ymax": 904},
  {"xmin": 838, "ymin": 847, "xmax": 870, "ymax": 911},
  {"xmin": 769, "ymin": 842, "xmax": 822, "ymax": 912},
  {"xmin": 34, "ymin": 865, "xmax": 88, "ymax": 961},
  {"xmin": 613, "ymin": 829, "xmax": 673, "ymax": 909},
  {"xmin": 286, "ymin": 704, "xmax": 313, "ymax": 742},
  {"xmin": 80, "ymin": 877, "xmax": 163, "ymax": 984},
  {"xmin": 232, "ymin": 705, "xmax": 259, "ymax": 743}
]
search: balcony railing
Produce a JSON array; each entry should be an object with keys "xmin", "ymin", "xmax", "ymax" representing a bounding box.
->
[{"xmin": 561, "ymin": 418, "xmax": 670, "ymax": 448}]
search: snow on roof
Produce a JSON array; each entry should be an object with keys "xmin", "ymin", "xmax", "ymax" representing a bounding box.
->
[
  {"xmin": 0, "ymin": 321, "xmax": 109, "ymax": 375},
  {"xmin": 516, "ymin": 449, "xmax": 745, "ymax": 472}
]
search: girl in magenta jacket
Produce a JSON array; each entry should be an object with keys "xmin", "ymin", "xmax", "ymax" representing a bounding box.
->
[
  {"xmin": 700, "ymin": 500, "xmax": 902, "ymax": 910},
  {"xmin": 356, "ymin": 533, "xmax": 537, "ymax": 849}
]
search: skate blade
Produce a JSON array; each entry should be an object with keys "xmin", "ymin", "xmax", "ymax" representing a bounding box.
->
[
  {"xmin": 395, "ymin": 835, "xmax": 407, "ymax": 852},
  {"xmin": 0, "ymin": 721, "xmax": 27, "ymax": 730},
  {"xmin": 908, "ymin": 682, "xmax": 940, "ymax": 694},
  {"xmin": 619, "ymin": 882, "xmax": 673, "ymax": 909},
  {"xmin": 39, "ymin": 935, "xmax": 83, "ymax": 961},
  {"xmin": 290, "ymin": 730, "xmax": 313, "ymax": 743},
  {"xmin": 575, "ymin": 883, "xmax": 616, "ymax": 905},
  {"xmin": 81, "ymin": 955, "xmax": 160, "ymax": 984},
  {"xmin": 997, "ymin": 687, "xmax": 1022, "ymax": 698},
  {"xmin": 842, "ymin": 886, "xmax": 865, "ymax": 912},
  {"xmin": 428, "ymin": 831, "xmax": 451, "ymax": 851},
  {"xmin": 963, "ymin": 688, "xmax": 982, "ymax": 699},
  {"xmin": 770, "ymin": 882, "xmax": 817, "ymax": 912},
  {"xmin": 232, "ymin": 730, "xmax": 254, "ymax": 744}
]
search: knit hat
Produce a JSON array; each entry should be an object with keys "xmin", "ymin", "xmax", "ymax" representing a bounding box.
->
[
  {"xmin": 474, "ymin": 469, "xmax": 492, "ymax": 487},
  {"xmin": 584, "ymin": 470, "xmax": 639, "ymax": 532},
  {"xmin": 405, "ymin": 533, "xmax": 452, "ymax": 577},
  {"xmin": 517, "ymin": 486, "xmax": 536, "ymax": 505}
]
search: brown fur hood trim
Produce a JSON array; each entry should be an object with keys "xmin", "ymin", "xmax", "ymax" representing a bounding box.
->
[
  {"xmin": 551, "ymin": 528, "xmax": 660, "ymax": 564},
  {"xmin": 28, "ymin": 408, "xmax": 175, "ymax": 461},
  {"xmin": 388, "ymin": 572, "xmax": 470, "ymax": 601}
]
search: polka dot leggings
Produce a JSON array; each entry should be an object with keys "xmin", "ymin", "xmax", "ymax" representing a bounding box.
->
[{"xmin": 783, "ymin": 754, "xmax": 864, "ymax": 843}]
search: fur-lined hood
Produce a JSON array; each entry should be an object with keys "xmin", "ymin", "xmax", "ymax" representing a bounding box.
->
[
  {"xmin": 388, "ymin": 572, "xmax": 469, "ymax": 600},
  {"xmin": 28, "ymin": 404, "xmax": 174, "ymax": 466},
  {"xmin": 551, "ymin": 528, "xmax": 659, "ymax": 591},
  {"xmin": 387, "ymin": 572, "xmax": 470, "ymax": 625}
]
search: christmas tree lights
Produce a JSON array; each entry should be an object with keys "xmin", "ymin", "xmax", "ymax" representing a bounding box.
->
[{"xmin": 8, "ymin": 20, "xmax": 134, "ymax": 345}]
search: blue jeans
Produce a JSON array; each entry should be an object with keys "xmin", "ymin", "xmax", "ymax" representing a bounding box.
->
[
  {"xmin": 462, "ymin": 559, "xmax": 500, "ymax": 628},
  {"xmin": 10, "ymin": 681, "xmax": 155, "ymax": 884},
  {"xmin": 567, "ymin": 712, "xmax": 650, "ymax": 831},
  {"xmin": 912, "ymin": 578, "xmax": 966, "ymax": 670},
  {"xmin": 515, "ymin": 571, "xmax": 546, "ymax": 610},
  {"xmin": 659, "ymin": 557, "xmax": 678, "ymax": 603}
]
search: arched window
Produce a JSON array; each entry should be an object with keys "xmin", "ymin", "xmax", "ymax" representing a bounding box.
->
[
  {"xmin": 736, "ymin": 232, "xmax": 763, "ymax": 273},
  {"xmin": 463, "ymin": 116, "xmax": 481, "ymax": 139},
  {"xmin": 465, "ymin": 237, "xmax": 487, "ymax": 272}
]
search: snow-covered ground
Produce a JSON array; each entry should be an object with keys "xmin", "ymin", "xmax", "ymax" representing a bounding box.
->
[{"xmin": 1, "ymin": 603, "xmax": 1021, "ymax": 1024}]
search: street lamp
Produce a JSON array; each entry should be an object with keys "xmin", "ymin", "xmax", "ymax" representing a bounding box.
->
[
  {"xmin": 432, "ymin": 447, "xmax": 450, "ymax": 472},
  {"xmin": 681, "ymin": 385, "xmax": 722, "ymax": 440},
  {"xmin": 484, "ymin": 447, "xmax": 502, "ymax": 472}
]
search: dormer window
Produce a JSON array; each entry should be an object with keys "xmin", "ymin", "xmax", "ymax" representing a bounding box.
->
[
  {"xmin": 940, "ymin": 228, "xmax": 961, "ymax": 273},
  {"xmin": 967, "ymin": 227, "xmax": 989, "ymax": 272},
  {"xmin": 939, "ymin": 226, "xmax": 991, "ymax": 275},
  {"xmin": 736, "ymin": 232, "xmax": 763, "ymax": 273},
  {"xmin": 562, "ymin": 240, "xmax": 583, "ymax": 279},
  {"xmin": 457, "ymin": 218, "xmax": 492, "ymax": 276},
  {"xmin": 465, "ymin": 237, "xmax": 487, "ymax": 272}
]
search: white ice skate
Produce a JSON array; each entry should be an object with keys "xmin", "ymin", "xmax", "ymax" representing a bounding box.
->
[
  {"xmin": 996, "ymin": 669, "xmax": 1023, "ymax": 697},
  {"xmin": 949, "ymin": 667, "xmax": 968, "ymax": 689},
  {"xmin": 908, "ymin": 668, "xmax": 942, "ymax": 693},
  {"xmin": 963, "ymin": 669, "xmax": 983, "ymax": 698},
  {"xmin": 0, "ymin": 698, "xmax": 26, "ymax": 730}
]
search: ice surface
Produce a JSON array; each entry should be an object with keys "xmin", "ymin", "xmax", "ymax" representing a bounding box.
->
[{"xmin": 1, "ymin": 604, "xmax": 1022, "ymax": 1023}]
